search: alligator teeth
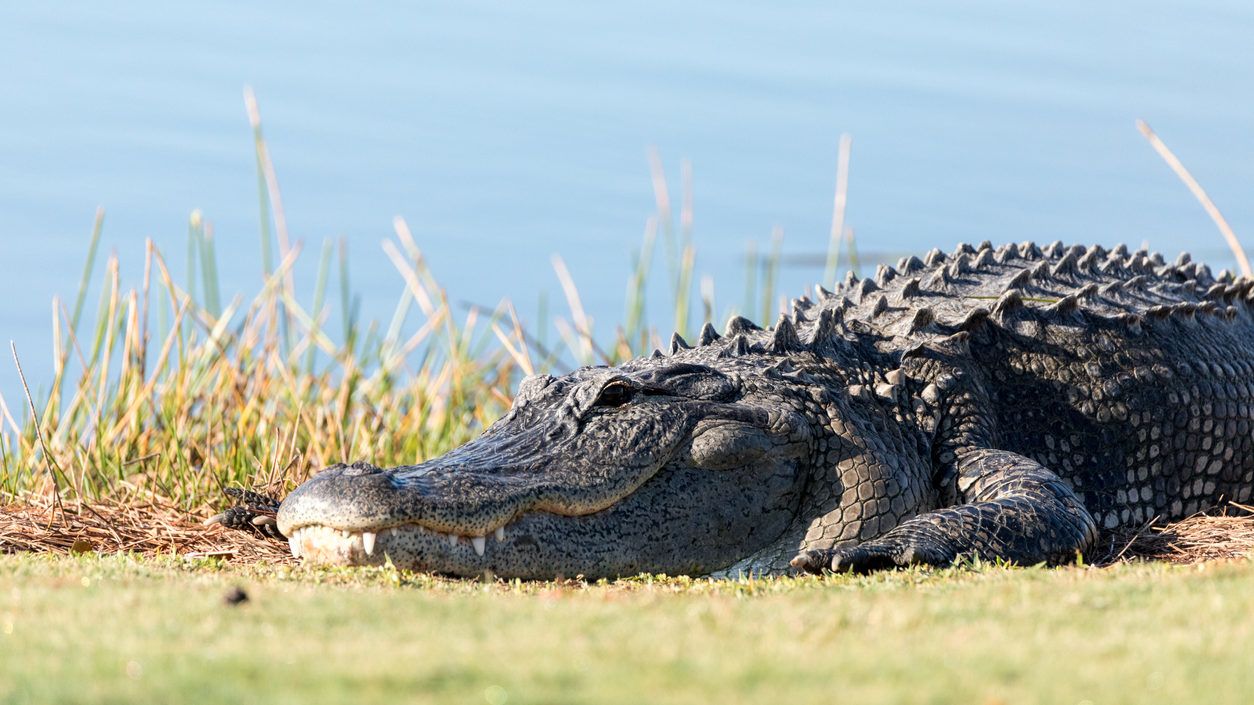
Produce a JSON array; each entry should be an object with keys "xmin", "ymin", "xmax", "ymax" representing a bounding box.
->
[
  {"xmin": 289, "ymin": 536, "xmax": 302, "ymax": 559},
  {"xmin": 494, "ymin": 526, "xmax": 506, "ymax": 542},
  {"xmin": 362, "ymin": 531, "xmax": 376, "ymax": 556},
  {"xmin": 448, "ymin": 533, "xmax": 458, "ymax": 548},
  {"xmin": 472, "ymin": 536, "xmax": 486, "ymax": 557},
  {"xmin": 389, "ymin": 527, "xmax": 399, "ymax": 537}
]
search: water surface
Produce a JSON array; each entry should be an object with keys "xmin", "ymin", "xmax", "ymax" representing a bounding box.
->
[{"xmin": 2, "ymin": 2, "xmax": 1252, "ymax": 392}]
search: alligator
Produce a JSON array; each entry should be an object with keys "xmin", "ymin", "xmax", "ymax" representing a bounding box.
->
[{"xmin": 210, "ymin": 241, "xmax": 1254, "ymax": 579}]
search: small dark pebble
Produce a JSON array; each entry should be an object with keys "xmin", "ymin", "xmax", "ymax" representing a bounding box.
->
[{"xmin": 223, "ymin": 586, "xmax": 249, "ymax": 606}]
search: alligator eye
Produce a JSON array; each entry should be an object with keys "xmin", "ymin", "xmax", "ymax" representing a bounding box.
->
[{"xmin": 594, "ymin": 381, "xmax": 635, "ymax": 408}]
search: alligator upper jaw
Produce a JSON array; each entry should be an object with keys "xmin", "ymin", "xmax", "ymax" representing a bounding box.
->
[
  {"xmin": 274, "ymin": 462, "xmax": 681, "ymax": 578},
  {"xmin": 275, "ymin": 438, "xmax": 680, "ymax": 538}
]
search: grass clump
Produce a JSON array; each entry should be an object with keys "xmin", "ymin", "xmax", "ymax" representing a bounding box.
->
[{"xmin": 0, "ymin": 212, "xmax": 521, "ymax": 515}]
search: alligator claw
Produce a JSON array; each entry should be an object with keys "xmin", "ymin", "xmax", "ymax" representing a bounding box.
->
[
  {"xmin": 791, "ymin": 543, "xmax": 908, "ymax": 575},
  {"xmin": 205, "ymin": 488, "xmax": 286, "ymax": 541},
  {"xmin": 789, "ymin": 550, "xmax": 823, "ymax": 574},
  {"xmin": 793, "ymin": 538, "xmax": 955, "ymax": 575},
  {"xmin": 828, "ymin": 543, "xmax": 905, "ymax": 574}
]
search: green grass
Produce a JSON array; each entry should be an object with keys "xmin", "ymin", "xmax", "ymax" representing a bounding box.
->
[{"xmin": 2, "ymin": 553, "xmax": 1252, "ymax": 704}]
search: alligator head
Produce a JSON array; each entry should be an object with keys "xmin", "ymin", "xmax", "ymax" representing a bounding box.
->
[{"xmin": 278, "ymin": 355, "xmax": 822, "ymax": 578}]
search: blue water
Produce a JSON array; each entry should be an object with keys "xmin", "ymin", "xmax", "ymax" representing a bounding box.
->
[{"xmin": 2, "ymin": 2, "xmax": 1253, "ymax": 393}]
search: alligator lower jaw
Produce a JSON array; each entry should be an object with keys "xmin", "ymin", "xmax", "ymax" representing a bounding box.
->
[{"xmin": 287, "ymin": 520, "xmax": 521, "ymax": 569}]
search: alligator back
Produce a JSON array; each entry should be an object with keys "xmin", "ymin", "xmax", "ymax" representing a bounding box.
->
[{"xmin": 830, "ymin": 240, "xmax": 1254, "ymax": 534}]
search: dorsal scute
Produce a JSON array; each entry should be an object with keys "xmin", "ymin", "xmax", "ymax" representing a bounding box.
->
[
  {"xmin": 1019, "ymin": 241, "xmax": 1043, "ymax": 259},
  {"xmin": 698, "ymin": 322, "xmax": 720, "ymax": 346},
  {"xmin": 725, "ymin": 315, "xmax": 760, "ymax": 336},
  {"xmin": 876, "ymin": 263, "xmax": 898, "ymax": 286},
  {"xmin": 854, "ymin": 278, "xmax": 880, "ymax": 302},
  {"xmin": 669, "ymin": 331, "xmax": 691, "ymax": 354},
  {"xmin": 674, "ymin": 242, "xmax": 1244, "ymax": 365},
  {"xmin": 952, "ymin": 242, "xmax": 977, "ymax": 257},
  {"xmin": 771, "ymin": 314, "xmax": 802, "ymax": 353}
]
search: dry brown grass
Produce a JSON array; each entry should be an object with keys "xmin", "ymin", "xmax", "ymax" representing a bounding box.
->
[
  {"xmin": 1096, "ymin": 503, "xmax": 1254, "ymax": 565},
  {"xmin": 0, "ymin": 495, "xmax": 292, "ymax": 564}
]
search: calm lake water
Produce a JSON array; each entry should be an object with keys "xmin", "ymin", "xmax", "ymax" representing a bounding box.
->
[{"xmin": 2, "ymin": 2, "xmax": 1253, "ymax": 394}]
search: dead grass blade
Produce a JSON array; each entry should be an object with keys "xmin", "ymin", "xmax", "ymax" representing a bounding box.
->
[{"xmin": 1136, "ymin": 119, "xmax": 1251, "ymax": 277}]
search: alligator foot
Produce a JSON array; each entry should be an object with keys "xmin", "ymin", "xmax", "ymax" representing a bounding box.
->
[
  {"xmin": 790, "ymin": 539, "xmax": 951, "ymax": 575},
  {"xmin": 792, "ymin": 449, "xmax": 1098, "ymax": 576},
  {"xmin": 204, "ymin": 487, "xmax": 286, "ymax": 540}
]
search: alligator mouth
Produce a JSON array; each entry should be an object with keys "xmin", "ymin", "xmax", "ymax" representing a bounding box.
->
[
  {"xmin": 281, "ymin": 464, "xmax": 731, "ymax": 578},
  {"xmin": 275, "ymin": 454, "xmax": 679, "ymax": 575}
]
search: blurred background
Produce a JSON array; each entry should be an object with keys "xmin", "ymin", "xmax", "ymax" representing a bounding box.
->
[{"xmin": 2, "ymin": 1, "xmax": 1253, "ymax": 392}]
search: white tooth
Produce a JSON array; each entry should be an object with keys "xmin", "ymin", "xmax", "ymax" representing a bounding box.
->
[
  {"xmin": 289, "ymin": 536, "xmax": 302, "ymax": 559},
  {"xmin": 472, "ymin": 536, "xmax": 486, "ymax": 557},
  {"xmin": 494, "ymin": 526, "xmax": 506, "ymax": 542},
  {"xmin": 362, "ymin": 531, "xmax": 377, "ymax": 556},
  {"xmin": 389, "ymin": 527, "xmax": 399, "ymax": 537},
  {"xmin": 448, "ymin": 533, "xmax": 458, "ymax": 548}
]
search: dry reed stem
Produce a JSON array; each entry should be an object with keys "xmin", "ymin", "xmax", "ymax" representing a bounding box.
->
[
  {"xmin": 391, "ymin": 217, "xmax": 437, "ymax": 316},
  {"xmin": 1136, "ymin": 119, "xmax": 1251, "ymax": 277},
  {"xmin": 680, "ymin": 158, "xmax": 693, "ymax": 234},
  {"xmin": 551, "ymin": 254, "xmax": 595, "ymax": 363},
  {"xmin": 244, "ymin": 86, "xmax": 295, "ymax": 297},
  {"xmin": 11, "ymin": 343, "xmax": 64, "ymax": 518},
  {"xmin": 647, "ymin": 146, "xmax": 671, "ymax": 225},
  {"xmin": 823, "ymin": 133, "xmax": 853, "ymax": 286}
]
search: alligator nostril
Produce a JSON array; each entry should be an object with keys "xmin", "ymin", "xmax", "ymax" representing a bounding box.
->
[{"xmin": 343, "ymin": 461, "xmax": 383, "ymax": 477}]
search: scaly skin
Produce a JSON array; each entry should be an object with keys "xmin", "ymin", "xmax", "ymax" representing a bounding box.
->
[{"xmin": 214, "ymin": 241, "xmax": 1254, "ymax": 579}]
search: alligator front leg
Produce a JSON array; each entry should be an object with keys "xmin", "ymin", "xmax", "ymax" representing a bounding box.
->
[
  {"xmin": 203, "ymin": 487, "xmax": 286, "ymax": 540},
  {"xmin": 792, "ymin": 448, "xmax": 1098, "ymax": 574}
]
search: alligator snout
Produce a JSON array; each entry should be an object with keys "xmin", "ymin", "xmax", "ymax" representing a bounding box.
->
[{"xmin": 277, "ymin": 461, "xmax": 402, "ymax": 536}]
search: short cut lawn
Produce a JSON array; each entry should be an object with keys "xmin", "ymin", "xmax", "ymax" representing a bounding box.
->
[{"xmin": 2, "ymin": 553, "xmax": 1252, "ymax": 705}]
